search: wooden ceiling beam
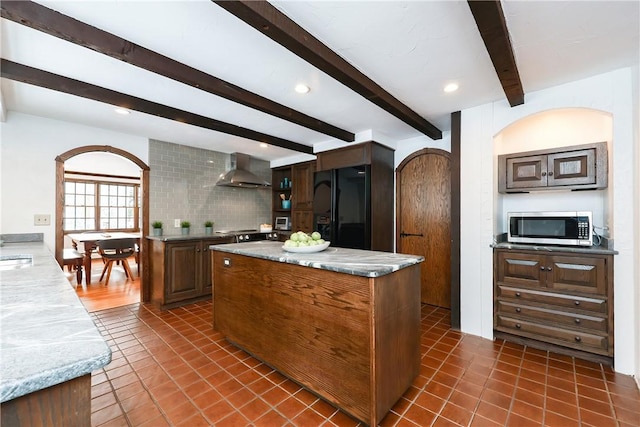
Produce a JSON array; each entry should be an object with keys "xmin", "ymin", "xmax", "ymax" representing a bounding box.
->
[
  {"xmin": 214, "ymin": 0, "xmax": 443, "ymax": 141},
  {"xmin": 1, "ymin": 59, "xmax": 314, "ymax": 154},
  {"xmin": 0, "ymin": 0, "xmax": 354, "ymax": 142},
  {"xmin": 467, "ymin": 0, "xmax": 525, "ymax": 107}
]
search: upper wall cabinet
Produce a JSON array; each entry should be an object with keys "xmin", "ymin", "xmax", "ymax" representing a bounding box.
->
[{"xmin": 498, "ymin": 142, "xmax": 608, "ymax": 193}]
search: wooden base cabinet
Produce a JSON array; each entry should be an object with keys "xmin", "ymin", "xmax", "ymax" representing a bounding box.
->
[
  {"xmin": 494, "ymin": 248, "xmax": 613, "ymax": 363},
  {"xmin": 150, "ymin": 237, "xmax": 233, "ymax": 308}
]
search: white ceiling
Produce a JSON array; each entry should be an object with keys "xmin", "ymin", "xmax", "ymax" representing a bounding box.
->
[{"xmin": 1, "ymin": 1, "xmax": 638, "ymax": 163}]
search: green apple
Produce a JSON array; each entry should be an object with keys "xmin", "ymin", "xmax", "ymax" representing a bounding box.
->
[{"xmin": 311, "ymin": 231, "xmax": 321, "ymax": 240}]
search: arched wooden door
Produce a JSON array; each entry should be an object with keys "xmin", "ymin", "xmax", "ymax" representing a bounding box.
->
[{"xmin": 396, "ymin": 149, "xmax": 451, "ymax": 308}]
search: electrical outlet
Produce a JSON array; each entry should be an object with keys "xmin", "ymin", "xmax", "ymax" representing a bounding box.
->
[
  {"xmin": 34, "ymin": 214, "xmax": 51, "ymax": 226},
  {"xmin": 174, "ymin": 219, "xmax": 181, "ymax": 228}
]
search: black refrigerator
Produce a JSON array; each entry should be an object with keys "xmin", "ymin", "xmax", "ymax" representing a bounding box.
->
[{"xmin": 313, "ymin": 165, "xmax": 371, "ymax": 249}]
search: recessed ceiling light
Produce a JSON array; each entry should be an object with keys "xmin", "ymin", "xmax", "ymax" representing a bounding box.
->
[
  {"xmin": 295, "ymin": 84, "xmax": 310, "ymax": 94},
  {"xmin": 114, "ymin": 107, "xmax": 130, "ymax": 115},
  {"xmin": 444, "ymin": 83, "xmax": 459, "ymax": 93},
  {"xmin": 260, "ymin": 143, "xmax": 268, "ymax": 148}
]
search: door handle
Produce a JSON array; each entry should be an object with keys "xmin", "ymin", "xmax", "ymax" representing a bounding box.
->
[{"xmin": 400, "ymin": 232, "xmax": 424, "ymax": 237}]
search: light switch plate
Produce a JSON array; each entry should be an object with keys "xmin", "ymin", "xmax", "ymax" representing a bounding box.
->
[{"xmin": 34, "ymin": 214, "xmax": 51, "ymax": 226}]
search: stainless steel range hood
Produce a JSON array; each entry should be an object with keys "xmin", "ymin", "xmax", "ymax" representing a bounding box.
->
[{"xmin": 216, "ymin": 153, "xmax": 271, "ymax": 188}]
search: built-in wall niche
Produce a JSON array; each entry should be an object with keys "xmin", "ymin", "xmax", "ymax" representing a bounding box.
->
[{"xmin": 493, "ymin": 108, "xmax": 613, "ymax": 240}]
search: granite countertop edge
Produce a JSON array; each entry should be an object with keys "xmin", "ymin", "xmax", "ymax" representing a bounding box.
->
[
  {"xmin": 0, "ymin": 242, "xmax": 112, "ymax": 402},
  {"xmin": 210, "ymin": 241, "xmax": 424, "ymax": 278},
  {"xmin": 491, "ymin": 242, "xmax": 618, "ymax": 255}
]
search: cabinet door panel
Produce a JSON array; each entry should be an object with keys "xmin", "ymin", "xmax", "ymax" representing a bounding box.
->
[
  {"xmin": 497, "ymin": 252, "xmax": 544, "ymax": 287},
  {"xmin": 167, "ymin": 243, "xmax": 199, "ymax": 302},
  {"xmin": 547, "ymin": 149, "xmax": 596, "ymax": 186},
  {"xmin": 506, "ymin": 155, "xmax": 547, "ymax": 189},
  {"xmin": 292, "ymin": 162, "xmax": 315, "ymax": 209},
  {"xmin": 292, "ymin": 210, "xmax": 313, "ymax": 232},
  {"xmin": 547, "ymin": 256, "xmax": 606, "ymax": 294}
]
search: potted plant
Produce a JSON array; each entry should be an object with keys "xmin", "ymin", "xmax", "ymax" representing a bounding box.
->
[
  {"xmin": 180, "ymin": 221, "xmax": 191, "ymax": 235},
  {"xmin": 204, "ymin": 220, "xmax": 214, "ymax": 235},
  {"xmin": 152, "ymin": 221, "xmax": 163, "ymax": 236}
]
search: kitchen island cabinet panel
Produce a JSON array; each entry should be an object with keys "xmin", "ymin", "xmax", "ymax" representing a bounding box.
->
[{"xmin": 212, "ymin": 242, "xmax": 422, "ymax": 426}]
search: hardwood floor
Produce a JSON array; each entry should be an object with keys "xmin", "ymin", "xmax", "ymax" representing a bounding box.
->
[{"xmin": 69, "ymin": 258, "xmax": 141, "ymax": 312}]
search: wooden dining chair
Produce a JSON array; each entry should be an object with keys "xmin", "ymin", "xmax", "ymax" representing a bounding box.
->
[
  {"xmin": 97, "ymin": 238, "xmax": 137, "ymax": 286},
  {"xmin": 62, "ymin": 248, "xmax": 84, "ymax": 285}
]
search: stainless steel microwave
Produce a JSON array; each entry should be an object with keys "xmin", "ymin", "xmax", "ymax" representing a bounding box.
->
[
  {"xmin": 275, "ymin": 216, "xmax": 290, "ymax": 230},
  {"xmin": 507, "ymin": 211, "xmax": 592, "ymax": 246}
]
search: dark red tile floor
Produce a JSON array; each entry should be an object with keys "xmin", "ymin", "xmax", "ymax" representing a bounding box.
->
[{"xmin": 89, "ymin": 302, "xmax": 640, "ymax": 426}]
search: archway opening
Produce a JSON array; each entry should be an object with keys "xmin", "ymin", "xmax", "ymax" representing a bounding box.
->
[{"xmin": 55, "ymin": 145, "xmax": 150, "ymax": 304}]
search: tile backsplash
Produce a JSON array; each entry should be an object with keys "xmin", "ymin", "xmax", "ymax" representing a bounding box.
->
[{"xmin": 149, "ymin": 140, "xmax": 271, "ymax": 235}]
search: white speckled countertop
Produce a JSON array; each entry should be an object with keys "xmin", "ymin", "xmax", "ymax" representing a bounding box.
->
[
  {"xmin": 0, "ymin": 242, "xmax": 111, "ymax": 402},
  {"xmin": 210, "ymin": 241, "xmax": 424, "ymax": 277}
]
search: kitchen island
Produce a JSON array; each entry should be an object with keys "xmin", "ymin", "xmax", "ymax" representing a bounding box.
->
[
  {"xmin": 211, "ymin": 241, "xmax": 423, "ymax": 426},
  {"xmin": 0, "ymin": 242, "xmax": 111, "ymax": 426}
]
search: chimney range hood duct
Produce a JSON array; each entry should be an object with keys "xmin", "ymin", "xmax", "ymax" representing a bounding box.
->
[{"xmin": 216, "ymin": 153, "xmax": 271, "ymax": 188}]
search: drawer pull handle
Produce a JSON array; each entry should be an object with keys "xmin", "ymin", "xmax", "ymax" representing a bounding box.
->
[
  {"xmin": 540, "ymin": 266, "xmax": 545, "ymax": 270},
  {"xmin": 575, "ymin": 319, "xmax": 581, "ymax": 324},
  {"xmin": 515, "ymin": 323, "xmax": 521, "ymax": 329},
  {"xmin": 575, "ymin": 301, "xmax": 581, "ymax": 306},
  {"xmin": 575, "ymin": 336, "xmax": 582, "ymax": 342},
  {"xmin": 515, "ymin": 307, "xmax": 521, "ymax": 313},
  {"xmin": 547, "ymin": 267, "xmax": 552, "ymax": 271},
  {"xmin": 515, "ymin": 292, "xmax": 521, "ymax": 297}
]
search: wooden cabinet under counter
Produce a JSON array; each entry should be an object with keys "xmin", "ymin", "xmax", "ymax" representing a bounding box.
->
[
  {"xmin": 494, "ymin": 247, "xmax": 614, "ymax": 363},
  {"xmin": 149, "ymin": 235, "xmax": 234, "ymax": 309}
]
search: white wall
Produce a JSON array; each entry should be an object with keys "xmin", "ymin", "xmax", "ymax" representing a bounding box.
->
[
  {"xmin": 460, "ymin": 68, "xmax": 638, "ymax": 376},
  {"xmin": 0, "ymin": 112, "xmax": 149, "ymax": 250}
]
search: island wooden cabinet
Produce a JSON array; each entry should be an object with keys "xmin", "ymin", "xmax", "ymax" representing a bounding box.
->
[
  {"xmin": 498, "ymin": 142, "xmax": 607, "ymax": 193},
  {"xmin": 149, "ymin": 236, "xmax": 233, "ymax": 308},
  {"xmin": 212, "ymin": 247, "xmax": 421, "ymax": 426},
  {"xmin": 494, "ymin": 248, "xmax": 613, "ymax": 362}
]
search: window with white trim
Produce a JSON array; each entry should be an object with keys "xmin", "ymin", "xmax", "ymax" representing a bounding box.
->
[{"xmin": 64, "ymin": 172, "xmax": 140, "ymax": 232}]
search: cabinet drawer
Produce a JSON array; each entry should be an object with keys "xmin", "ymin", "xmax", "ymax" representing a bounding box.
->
[
  {"xmin": 496, "ymin": 316, "xmax": 609, "ymax": 355},
  {"xmin": 497, "ymin": 301, "xmax": 607, "ymax": 333},
  {"xmin": 498, "ymin": 286, "xmax": 606, "ymax": 313}
]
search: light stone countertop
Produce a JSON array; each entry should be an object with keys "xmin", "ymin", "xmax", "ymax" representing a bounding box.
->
[
  {"xmin": 491, "ymin": 242, "xmax": 618, "ymax": 255},
  {"xmin": 0, "ymin": 242, "xmax": 111, "ymax": 402},
  {"xmin": 210, "ymin": 241, "xmax": 424, "ymax": 278}
]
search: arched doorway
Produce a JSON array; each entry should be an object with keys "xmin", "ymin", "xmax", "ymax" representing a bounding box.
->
[{"xmin": 55, "ymin": 145, "xmax": 151, "ymax": 302}]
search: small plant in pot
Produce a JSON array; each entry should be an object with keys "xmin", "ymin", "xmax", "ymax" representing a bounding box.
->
[
  {"xmin": 204, "ymin": 221, "xmax": 214, "ymax": 235},
  {"xmin": 181, "ymin": 221, "xmax": 191, "ymax": 235},
  {"xmin": 152, "ymin": 221, "xmax": 163, "ymax": 236}
]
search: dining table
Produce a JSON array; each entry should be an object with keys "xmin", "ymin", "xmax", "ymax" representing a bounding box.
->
[{"xmin": 67, "ymin": 232, "xmax": 141, "ymax": 285}]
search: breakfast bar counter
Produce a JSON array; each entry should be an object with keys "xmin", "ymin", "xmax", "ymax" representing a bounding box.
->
[
  {"xmin": 211, "ymin": 241, "xmax": 423, "ymax": 426},
  {"xmin": 0, "ymin": 242, "xmax": 111, "ymax": 426}
]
